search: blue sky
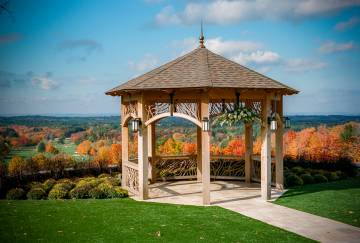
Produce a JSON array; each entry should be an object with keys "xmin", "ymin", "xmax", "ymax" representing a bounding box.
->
[{"xmin": 0, "ymin": 0, "xmax": 359, "ymax": 115}]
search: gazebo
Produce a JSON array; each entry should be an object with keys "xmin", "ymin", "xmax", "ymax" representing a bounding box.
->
[{"xmin": 106, "ymin": 33, "xmax": 298, "ymax": 205}]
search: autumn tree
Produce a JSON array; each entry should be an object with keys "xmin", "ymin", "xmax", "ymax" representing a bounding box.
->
[
  {"xmin": 94, "ymin": 146, "xmax": 111, "ymax": 170},
  {"xmin": 76, "ymin": 140, "xmax": 92, "ymax": 155},
  {"xmin": 45, "ymin": 142, "xmax": 59, "ymax": 154},
  {"xmin": 110, "ymin": 143, "xmax": 122, "ymax": 164},
  {"xmin": 8, "ymin": 156, "xmax": 26, "ymax": 178}
]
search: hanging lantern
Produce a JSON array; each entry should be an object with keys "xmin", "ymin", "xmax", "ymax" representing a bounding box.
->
[
  {"xmin": 131, "ymin": 118, "xmax": 141, "ymax": 133},
  {"xmin": 284, "ymin": 117, "xmax": 291, "ymax": 129},
  {"xmin": 270, "ymin": 117, "xmax": 277, "ymax": 131},
  {"xmin": 202, "ymin": 117, "xmax": 210, "ymax": 132}
]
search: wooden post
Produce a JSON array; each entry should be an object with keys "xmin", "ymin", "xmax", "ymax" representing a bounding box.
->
[
  {"xmin": 201, "ymin": 94, "xmax": 210, "ymax": 205},
  {"xmin": 121, "ymin": 101, "xmax": 129, "ymax": 189},
  {"xmin": 261, "ymin": 94, "xmax": 272, "ymax": 200},
  {"xmin": 148, "ymin": 123, "xmax": 157, "ymax": 183},
  {"xmin": 197, "ymin": 126, "xmax": 202, "ymax": 181},
  {"xmin": 275, "ymin": 96, "xmax": 284, "ymax": 190},
  {"xmin": 138, "ymin": 94, "xmax": 148, "ymax": 200},
  {"xmin": 245, "ymin": 100, "xmax": 253, "ymax": 183}
]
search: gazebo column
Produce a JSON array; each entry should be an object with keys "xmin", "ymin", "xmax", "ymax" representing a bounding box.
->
[
  {"xmin": 148, "ymin": 123, "xmax": 156, "ymax": 183},
  {"xmin": 245, "ymin": 100, "xmax": 253, "ymax": 183},
  {"xmin": 261, "ymin": 94, "xmax": 272, "ymax": 200},
  {"xmin": 196, "ymin": 126, "xmax": 202, "ymax": 181},
  {"xmin": 201, "ymin": 95, "xmax": 210, "ymax": 205},
  {"xmin": 275, "ymin": 96, "xmax": 284, "ymax": 190},
  {"xmin": 121, "ymin": 102, "xmax": 129, "ymax": 188},
  {"xmin": 138, "ymin": 95, "xmax": 148, "ymax": 200}
]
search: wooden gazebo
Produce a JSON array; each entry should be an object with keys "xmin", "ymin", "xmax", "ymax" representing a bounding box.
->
[{"xmin": 106, "ymin": 34, "xmax": 298, "ymax": 205}]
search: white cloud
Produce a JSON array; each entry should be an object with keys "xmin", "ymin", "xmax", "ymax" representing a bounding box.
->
[
  {"xmin": 155, "ymin": 0, "xmax": 360, "ymax": 26},
  {"xmin": 318, "ymin": 41, "xmax": 355, "ymax": 53},
  {"xmin": 285, "ymin": 58, "xmax": 327, "ymax": 72},
  {"xmin": 232, "ymin": 51, "xmax": 280, "ymax": 65},
  {"xmin": 335, "ymin": 16, "xmax": 360, "ymax": 30},
  {"xmin": 128, "ymin": 54, "xmax": 159, "ymax": 72},
  {"xmin": 31, "ymin": 73, "xmax": 59, "ymax": 90},
  {"xmin": 173, "ymin": 37, "xmax": 279, "ymax": 66}
]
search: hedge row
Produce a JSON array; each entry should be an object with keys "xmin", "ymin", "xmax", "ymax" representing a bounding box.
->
[
  {"xmin": 6, "ymin": 173, "xmax": 128, "ymax": 200},
  {"xmin": 284, "ymin": 166, "xmax": 348, "ymax": 187}
]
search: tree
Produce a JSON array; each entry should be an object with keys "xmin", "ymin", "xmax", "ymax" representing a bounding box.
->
[
  {"xmin": 32, "ymin": 153, "xmax": 49, "ymax": 171},
  {"xmin": 110, "ymin": 144, "xmax": 122, "ymax": 164},
  {"xmin": 37, "ymin": 141, "xmax": 46, "ymax": 153},
  {"xmin": 183, "ymin": 142, "xmax": 196, "ymax": 155},
  {"xmin": 8, "ymin": 156, "xmax": 26, "ymax": 178},
  {"xmin": 76, "ymin": 140, "xmax": 92, "ymax": 155},
  {"xmin": 94, "ymin": 146, "xmax": 111, "ymax": 170},
  {"xmin": 45, "ymin": 142, "xmax": 59, "ymax": 154}
]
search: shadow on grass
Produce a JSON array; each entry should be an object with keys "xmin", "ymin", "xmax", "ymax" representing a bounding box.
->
[{"xmin": 280, "ymin": 177, "xmax": 360, "ymax": 199}]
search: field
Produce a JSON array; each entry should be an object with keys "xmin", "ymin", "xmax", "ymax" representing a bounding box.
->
[
  {"xmin": 0, "ymin": 199, "xmax": 312, "ymax": 243},
  {"xmin": 4, "ymin": 139, "xmax": 89, "ymax": 164},
  {"xmin": 275, "ymin": 177, "xmax": 360, "ymax": 227}
]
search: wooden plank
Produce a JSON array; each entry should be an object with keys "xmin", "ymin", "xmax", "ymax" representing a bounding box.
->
[
  {"xmin": 197, "ymin": 126, "xmax": 202, "ymax": 181},
  {"xmin": 245, "ymin": 100, "xmax": 253, "ymax": 183},
  {"xmin": 137, "ymin": 93, "xmax": 149, "ymax": 200},
  {"xmin": 275, "ymin": 95, "xmax": 284, "ymax": 190},
  {"xmin": 261, "ymin": 93, "xmax": 272, "ymax": 200},
  {"xmin": 201, "ymin": 93, "xmax": 211, "ymax": 205}
]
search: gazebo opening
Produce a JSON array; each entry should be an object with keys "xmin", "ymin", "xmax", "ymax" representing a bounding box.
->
[{"xmin": 106, "ymin": 32, "xmax": 298, "ymax": 205}]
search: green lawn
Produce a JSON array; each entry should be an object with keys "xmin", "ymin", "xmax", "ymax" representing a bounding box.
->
[
  {"xmin": 4, "ymin": 140, "xmax": 90, "ymax": 164},
  {"xmin": 275, "ymin": 177, "xmax": 360, "ymax": 227},
  {"xmin": 0, "ymin": 199, "xmax": 312, "ymax": 243}
]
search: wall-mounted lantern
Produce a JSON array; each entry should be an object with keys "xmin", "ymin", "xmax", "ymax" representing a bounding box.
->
[
  {"xmin": 131, "ymin": 118, "xmax": 141, "ymax": 133},
  {"xmin": 202, "ymin": 117, "xmax": 210, "ymax": 132},
  {"xmin": 283, "ymin": 117, "xmax": 291, "ymax": 129},
  {"xmin": 269, "ymin": 116, "xmax": 277, "ymax": 131}
]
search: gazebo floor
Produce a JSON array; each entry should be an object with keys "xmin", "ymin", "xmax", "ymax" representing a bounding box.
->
[{"xmin": 133, "ymin": 180, "xmax": 284, "ymax": 206}]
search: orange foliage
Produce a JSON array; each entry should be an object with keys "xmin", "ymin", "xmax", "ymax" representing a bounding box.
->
[
  {"xmin": 110, "ymin": 143, "xmax": 122, "ymax": 164},
  {"xmin": 183, "ymin": 142, "xmax": 196, "ymax": 155},
  {"xmin": 76, "ymin": 140, "xmax": 92, "ymax": 155},
  {"xmin": 45, "ymin": 142, "xmax": 58, "ymax": 154}
]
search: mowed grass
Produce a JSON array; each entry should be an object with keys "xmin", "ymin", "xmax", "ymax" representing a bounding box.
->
[
  {"xmin": 275, "ymin": 177, "xmax": 360, "ymax": 227},
  {"xmin": 4, "ymin": 140, "xmax": 90, "ymax": 164},
  {"xmin": 0, "ymin": 199, "xmax": 313, "ymax": 243}
]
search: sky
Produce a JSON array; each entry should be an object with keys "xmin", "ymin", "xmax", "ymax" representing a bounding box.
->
[{"xmin": 0, "ymin": 0, "xmax": 360, "ymax": 116}]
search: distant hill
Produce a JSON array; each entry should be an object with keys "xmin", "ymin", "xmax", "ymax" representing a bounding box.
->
[{"xmin": 0, "ymin": 115, "xmax": 359, "ymax": 130}]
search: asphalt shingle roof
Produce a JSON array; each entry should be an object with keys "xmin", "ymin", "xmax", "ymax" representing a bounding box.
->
[{"xmin": 106, "ymin": 47, "xmax": 298, "ymax": 95}]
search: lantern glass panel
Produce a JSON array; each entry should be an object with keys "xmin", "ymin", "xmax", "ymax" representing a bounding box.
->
[{"xmin": 270, "ymin": 119, "xmax": 277, "ymax": 131}]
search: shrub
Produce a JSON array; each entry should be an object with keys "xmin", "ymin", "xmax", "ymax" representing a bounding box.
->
[
  {"xmin": 285, "ymin": 174, "xmax": 303, "ymax": 187},
  {"xmin": 313, "ymin": 174, "xmax": 328, "ymax": 183},
  {"xmin": 101, "ymin": 177, "xmax": 121, "ymax": 186},
  {"xmin": 27, "ymin": 187, "xmax": 46, "ymax": 200},
  {"xmin": 336, "ymin": 170, "xmax": 347, "ymax": 179},
  {"xmin": 291, "ymin": 166, "xmax": 304, "ymax": 175},
  {"xmin": 6, "ymin": 188, "xmax": 26, "ymax": 200},
  {"xmin": 55, "ymin": 179, "xmax": 75, "ymax": 190},
  {"xmin": 324, "ymin": 172, "xmax": 339, "ymax": 181},
  {"xmin": 76, "ymin": 178, "xmax": 100, "ymax": 188},
  {"xmin": 98, "ymin": 173, "xmax": 111, "ymax": 178},
  {"xmin": 111, "ymin": 187, "xmax": 128, "ymax": 198},
  {"xmin": 300, "ymin": 174, "xmax": 314, "ymax": 184},
  {"xmin": 48, "ymin": 187, "xmax": 68, "ymax": 200},
  {"xmin": 89, "ymin": 187, "xmax": 106, "ymax": 199},
  {"xmin": 97, "ymin": 182, "xmax": 115, "ymax": 198},
  {"xmin": 69, "ymin": 183, "xmax": 94, "ymax": 199},
  {"xmin": 43, "ymin": 178, "xmax": 56, "ymax": 193},
  {"xmin": 26, "ymin": 181, "xmax": 45, "ymax": 191}
]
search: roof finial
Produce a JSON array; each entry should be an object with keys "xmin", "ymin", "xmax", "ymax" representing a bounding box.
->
[{"xmin": 199, "ymin": 20, "xmax": 205, "ymax": 48}]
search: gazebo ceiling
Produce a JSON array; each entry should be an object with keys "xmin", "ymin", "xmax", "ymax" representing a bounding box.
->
[{"xmin": 106, "ymin": 45, "xmax": 298, "ymax": 96}]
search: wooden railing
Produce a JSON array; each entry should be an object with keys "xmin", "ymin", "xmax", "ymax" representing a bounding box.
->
[{"xmin": 125, "ymin": 154, "xmax": 276, "ymax": 186}]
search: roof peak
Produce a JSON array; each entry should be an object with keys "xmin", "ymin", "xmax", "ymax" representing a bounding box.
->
[{"xmin": 199, "ymin": 21, "xmax": 205, "ymax": 48}]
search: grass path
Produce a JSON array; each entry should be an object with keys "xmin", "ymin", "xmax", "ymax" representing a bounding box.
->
[
  {"xmin": 275, "ymin": 177, "xmax": 360, "ymax": 227},
  {"xmin": 0, "ymin": 199, "xmax": 312, "ymax": 243}
]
